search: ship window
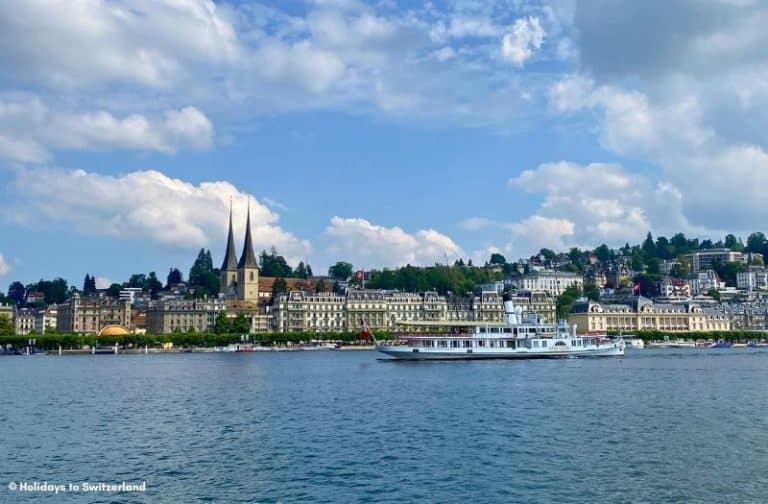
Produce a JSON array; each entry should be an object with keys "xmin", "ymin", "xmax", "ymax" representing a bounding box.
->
[
  {"xmin": 451, "ymin": 340, "xmax": 459, "ymax": 348},
  {"xmin": 503, "ymin": 328, "xmax": 512, "ymax": 333},
  {"xmin": 479, "ymin": 327, "xmax": 486, "ymax": 333},
  {"xmin": 478, "ymin": 340, "xmax": 485, "ymax": 347},
  {"xmin": 533, "ymin": 340, "xmax": 539, "ymax": 348},
  {"xmin": 490, "ymin": 328, "xmax": 499, "ymax": 334},
  {"xmin": 489, "ymin": 340, "xmax": 495, "ymax": 348},
  {"xmin": 463, "ymin": 340, "xmax": 471, "ymax": 348},
  {"xmin": 542, "ymin": 340, "xmax": 547, "ymax": 347},
  {"xmin": 555, "ymin": 341, "xmax": 566, "ymax": 346},
  {"xmin": 506, "ymin": 340, "xmax": 515, "ymax": 348}
]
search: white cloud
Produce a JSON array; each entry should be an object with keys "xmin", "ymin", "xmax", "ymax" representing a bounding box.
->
[
  {"xmin": 0, "ymin": 95, "xmax": 213, "ymax": 161},
  {"xmin": 325, "ymin": 216, "xmax": 462, "ymax": 268},
  {"xmin": 8, "ymin": 167, "xmax": 311, "ymax": 263},
  {"xmin": 0, "ymin": 254, "xmax": 10, "ymax": 276},
  {"xmin": 500, "ymin": 17, "xmax": 545, "ymax": 65},
  {"xmin": 95, "ymin": 277, "xmax": 113, "ymax": 289}
]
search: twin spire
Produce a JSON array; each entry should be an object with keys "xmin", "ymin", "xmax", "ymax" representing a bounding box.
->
[{"xmin": 221, "ymin": 199, "xmax": 258, "ymax": 271}]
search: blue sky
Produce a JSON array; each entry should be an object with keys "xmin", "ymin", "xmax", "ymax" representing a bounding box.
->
[{"xmin": 1, "ymin": 0, "xmax": 767, "ymax": 292}]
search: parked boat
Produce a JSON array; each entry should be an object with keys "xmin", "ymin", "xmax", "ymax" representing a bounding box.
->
[
  {"xmin": 647, "ymin": 336, "xmax": 696, "ymax": 349},
  {"xmin": 376, "ymin": 298, "xmax": 624, "ymax": 360},
  {"xmin": 709, "ymin": 341, "xmax": 732, "ymax": 349}
]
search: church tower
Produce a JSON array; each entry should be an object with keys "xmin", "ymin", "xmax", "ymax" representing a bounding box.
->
[
  {"xmin": 236, "ymin": 203, "xmax": 259, "ymax": 302},
  {"xmin": 219, "ymin": 202, "xmax": 239, "ymax": 297}
]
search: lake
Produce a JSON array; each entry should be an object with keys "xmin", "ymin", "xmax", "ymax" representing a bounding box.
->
[{"xmin": 1, "ymin": 349, "xmax": 767, "ymax": 503}]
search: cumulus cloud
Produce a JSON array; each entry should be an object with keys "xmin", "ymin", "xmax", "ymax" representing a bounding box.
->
[
  {"xmin": 500, "ymin": 17, "xmax": 545, "ymax": 65},
  {"xmin": 7, "ymin": 167, "xmax": 311, "ymax": 263},
  {"xmin": 0, "ymin": 95, "xmax": 213, "ymax": 162},
  {"xmin": 0, "ymin": 253, "xmax": 10, "ymax": 276},
  {"xmin": 325, "ymin": 217, "xmax": 462, "ymax": 268}
]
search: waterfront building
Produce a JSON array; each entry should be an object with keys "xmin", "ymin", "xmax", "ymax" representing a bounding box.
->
[
  {"xmin": 519, "ymin": 270, "xmax": 583, "ymax": 296},
  {"xmin": 345, "ymin": 290, "xmax": 388, "ymax": 330},
  {"xmin": 33, "ymin": 305, "xmax": 58, "ymax": 334},
  {"xmin": 510, "ymin": 291, "xmax": 557, "ymax": 323},
  {"xmin": 568, "ymin": 297, "xmax": 731, "ymax": 333},
  {"xmin": 0, "ymin": 303, "xmax": 14, "ymax": 323},
  {"xmin": 56, "ymin": 294, "xmax": 131, "ymax": 334},
  {"xmin": 273, "ymin": 291, "xmax": 347, "ymax": 332},
  {"xmin": 684, "ymin": 248, "xmax": 745, "ymax": 273},
  {"xmin": 146, "ymin": 298, "xmax": 225, "ymax": 334},
  {"xmin": 14, "ymin": 308, "xmax": 36, "ymax": 335}
]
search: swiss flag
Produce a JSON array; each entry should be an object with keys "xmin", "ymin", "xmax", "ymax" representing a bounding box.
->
[{"xmin": 360, "ymin": 318, "xmax": 372, "ymax": 340}]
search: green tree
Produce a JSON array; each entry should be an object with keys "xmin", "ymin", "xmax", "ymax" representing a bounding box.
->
[
  {"xmin": 556, "ymin": 285, "xmax": 582, "ymax": 319},
  {"xmin": 7, "ymin": 281, "xmax": 25, "ymax": 306},
  {"xmin": 259, "ymin": 248, "xmax": 293, "ymax": 277},
  {"xmin": 724, "ymin": 234, "xmax": 743, "ymax": 252},
  {"xmin": 328, "ymin": 261, "xmax": 354, "ymax": 280},
  {"xmin": 707, "ymin": 288, "xmax": 721, "ymax": 302},
  {"xmin": 128, "ymin": 274, "xmax": 147, "ymax": 289},
  {"xmin": 83, "ymin": 274, "xmax": 97, "ymax": 295},
  {"xmin": 655, "ymin": 236, "xmax": 672, "ymax": 260},
  {"xmin": 146, "ymin": 272, "xmax": 163, "ymax": 299},
  {"xmin": 332, "ymin": 280, "xmax": 343, "ymax": 294},
  {"xmin": 231, "ymin": 315, "xmax": 251, "ymax": 334},
  {"xmin": 189, "ymin": 249, "xmax": 214, "ymax": 286},
  {"xmin": 670, "ymin": 233, "xmax": 690, "ymax": 256},
  {"xmin": 539, "ymin": 248, "xmax": 556, "ymax": 261},
  {"xmin": 595, "ymin": 244, "xmax": 611, "ymax": 263},
  {"xmin": 669, "ymin": 260, "xmax": 690, "ymax": 279},
  {"xmin": 489, "ymin": 253, "xmax": 506, "ymax": 265},
  {"xmin": 166, "ymin": 268, "xmax": 183, "ymax": 287},
  {"xmin": 315, "ymin": 279, "xmax": 327, "ymax": 293},
  {"xmin": 272, "ymin": 277, "xmax": 288, "ymax": 298},
  {"xmin": 294, "ymin": 261, "xmax": 309, "ymax": 279},
  {"xmin": 583, "ymin": 284, "xmax": 600, "ymax": 301},
  {"xmin": 0, "ymin": 314, "xmax": 14, "ymax": 337},
  {"xmin": 214, "ymin": 312, "xmax": 231, "ymax": 334},
  {"xmin": 106, "ymin": 283, "xmax": 123, "ymax": 298},
  {"xmin": 642, "ymin": 232, "xmax": 656, "ymax": 259},
  {"xmin": 746, "ymin": 232, "xmax": 767, "ymax": 255}
]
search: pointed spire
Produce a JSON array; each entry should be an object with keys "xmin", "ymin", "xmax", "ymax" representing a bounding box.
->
[
  {"xmin": 238, "ymin": 199, "xmax": 258, "ymax": 269},
  {"xmin": 220, "ymin": 198, "xmax": 238, "ymax": 271}
]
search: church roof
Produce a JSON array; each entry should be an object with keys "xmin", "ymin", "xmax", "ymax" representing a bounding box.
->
[
  {"xmin": 220, "ymin": 205, "xmax": 238, "ymax": 271},
  {"xmin": 238, "ymin": 204, "xmax": 258, "ymax": 269}
]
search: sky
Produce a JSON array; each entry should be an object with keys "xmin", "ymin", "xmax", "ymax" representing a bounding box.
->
[{"xmin": 1, "ymin": 0, "xmax": 768, "ymax": 292}]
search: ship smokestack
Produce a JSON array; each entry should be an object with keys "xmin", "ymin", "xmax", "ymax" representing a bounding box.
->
[{"xmin": 503, "ymin": 293, "xmax": 518, "ymax": 325}]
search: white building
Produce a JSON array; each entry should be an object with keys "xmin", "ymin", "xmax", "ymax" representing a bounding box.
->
[
  {"xmin": 519, "ymin": 270, "xmax": 583, "ymax": 296},
  {"xmin": 737, "ymin": 268, "xmax": 768, "ymax": 291},
  {"xmin": 33, "ymin": 305, "xmax": 58, "ymax": 334},
  {"xmin": 684, "ymin": 248, "xmax": 745, "ymax": 273},
  {"xmin": 689, "ymin": 270, "xmax": 725, "ymax": 295}
]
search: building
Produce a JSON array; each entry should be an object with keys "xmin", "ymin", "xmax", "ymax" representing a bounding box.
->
[
  {"xmin": 659, "ymin": 277, "xmax": 691, "ymax": 299},
  {"xmin": 14, "ymin": 308, "xmax": 36, "ymax": 335},
  {"xmin": 685, "ymin": 248, "xmax": 745, "ymax": 273},
  {"xmin": 33, "ymin": 305, "xmax": 58, "ymax": 334},
  {"xmin": 273, "ymin": 291, "xmax": 347, "ymax": 333},
  {"xmin": 689, "ymin": 270, "xmax": 725, "ymax": 295},
  {"xmin": 737, "ymin": 268, "xmax": 768, "ymax": 291},
  {"xmin": 0, "ymin": 304, "xmax": 14, "ymax": 323},
  {"xmin": 568, "ymin": 297, "xmax": 731, "ymax": 333},
  {"xmin": 510, "ymin": 291, "xmax": 557, "ymax": 323},
  {"xmin": 219, "ymin": 204, "xmax": 259, "ymax": 303},
  {"xmin": 519, "ymin": 270, "xmax": 583, "ymax": 296},
  {"xmin": 119, "ymin": 287, "xmax": 143, "ymax": 304},
  {"xmin": 56, "ymin": 294, "xmax": 131, "ymax": 334},
  {"xmin": 146, "ymin": 298, "xmax": 225, "ymax": 334}
]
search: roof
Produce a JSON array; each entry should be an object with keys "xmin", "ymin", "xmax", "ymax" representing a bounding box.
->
[
  {"xmin": 98, "ymin": 325, "xmax": 130, "ymax": 337},
  {"xmin": 220, "ymin": 206, "xmax": 238, "ymax": 271},
  {"xmin": 258, "ymin": 277, "xmax": 324, "ymax": 295},
  {"xmin": 238, "ymin": 205, "xmax": 258, "ymax": 269}
]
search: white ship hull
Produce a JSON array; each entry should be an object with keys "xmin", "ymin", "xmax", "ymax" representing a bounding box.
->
[{"xmin": 377, "ymin": 341, "xmax": 624, "ymax": 360}]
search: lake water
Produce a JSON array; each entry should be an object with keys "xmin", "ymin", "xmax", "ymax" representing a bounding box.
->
[{"xmin": 1, "ymin": 349, "xmax": 767, "ymax": 503}]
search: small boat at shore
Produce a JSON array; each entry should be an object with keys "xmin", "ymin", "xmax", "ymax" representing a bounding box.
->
[
  {"xmin": 376, "ymin": 298, "xmax": 624, "ymax": 360},
  {"xmin": 647, "ymin": 336, "xmax": 696, "ymax": 349},
  {"xmin": 709, "ymin": 341, "xmax": 732, "ymax": 349}
]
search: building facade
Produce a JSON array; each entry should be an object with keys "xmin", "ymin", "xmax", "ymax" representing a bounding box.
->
[
  {"xmin": 147, "ymin": 298, "xmax": 226, "ymax": 334},
  {"xmin": 685, "ymin": 248, "xmax": 745, "ymax": 273},
  {"xmin": 568, "ymin": 297, "xmax": 731, "ymax": 333},
  {"xmin": 519, "ymin": 270, "xmax": 583, "ymax": 296},
  {"xmin": 14, "ymin": 308, "xmax": 36, "ymax": 335},
  {"xmin": 56, "ymin": 294, "xmax": 131, "ymax": 334}
]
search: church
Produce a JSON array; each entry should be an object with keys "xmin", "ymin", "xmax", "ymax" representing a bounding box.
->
[{"xmin": 219, "ymin": 204, "xmax": 259, "ymax": 302}]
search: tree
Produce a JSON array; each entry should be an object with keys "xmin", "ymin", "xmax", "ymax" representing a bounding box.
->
[
  {"xmin": 315, "ymin": 279, "xmax": 327, "ymax": 293},
  {"xmin": 539, "ymin": 248, "xmax": 556, "ymax": 261},
  {"xmin": 214, "ymin": 312, "xmax": 231, "ymax": 334},
  {"xmin": 595, "ymin": 244, "xmax": 611, "ymax": 263},
  {"xmin": 166, "ymin": 268, "xmax": 183, "ymax": 287},
  {"xmin": 332, "ymin": 281, "xmax": 343, "ymax": 295},
  {"xmin": 128, "ymin": 274, "xmax": 147, "ymax": 289},
  {"xmin": 328, "ymin": 261, "xmax": 354, "ymax": 280},
  {"xmin": 259, "ymin": 248, "xmax": 293, "ymax": 277},
  {"xmin": 231, "ymin": 315, "xmax": 251, "ymax": 334},
  {"xmin": 655, "ymin": 236, "xmax": 672, "ymax": 260},
  {"xmin": 669, "ymin": 260, "xmax": 690, "ymax": 279},
  {"xmin": 83, "ymin": 274, "xmax": 96, "ymax": 295},
  {"xmin": 146, "ymin": 272, "xmax": 163, "ymax": 299},
  {"xmin": 642, "ymin": 232, "xmax": 656, "ymax": 259},
  {"xmin": 106, "ymin": 283, "xmax": 123, "ymax": 298},
  {"xmin": 0, "ymin": 314, "xmax": 14, "ymax": 337},
  {"xmin": 489, "ymin": 253, "xmax": 507, "ymax": 265},
  {"xmin": 294, "ymin": 261, "xmax": 309, "ymax": 279},
  {"xmin": 272, "ymin": 277, "xmax": 288, "ymax": 298},
  {"xmin": 7, "ymin": 281, "xmax": 25, "ymax": 306},
  {"xmin": 670, "ymin": 233, "xmax": 689, "ymax": 256},
  {"xmin": 707, "ymin": 287, "xmax": 721, "ymax": 303},
  {"xmin": 306, "ymin": 264, "xmax": 314, "ymax": 277},
  {"xmin": 724, "ymin": 234, "xmax": 743, "ymax": 252},
  {"xmin": 556, "ymin": 285, "xmax": 582, "ymax": 319},
  {"xmin": 189, "ymin": 249, "xmax": 214, "ymax": 287},
  {"xmin": 583, "ymin": 284, "xmax": 600, "ymax": 301},
  {"xmin": 746, "ymin": 232, "xmax": 767, "ymax": 256}
]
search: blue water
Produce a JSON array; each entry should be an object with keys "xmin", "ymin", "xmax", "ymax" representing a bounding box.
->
[{"xmin": 1, "ymin": 349, "xmax": 767, "ymax": 503}]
